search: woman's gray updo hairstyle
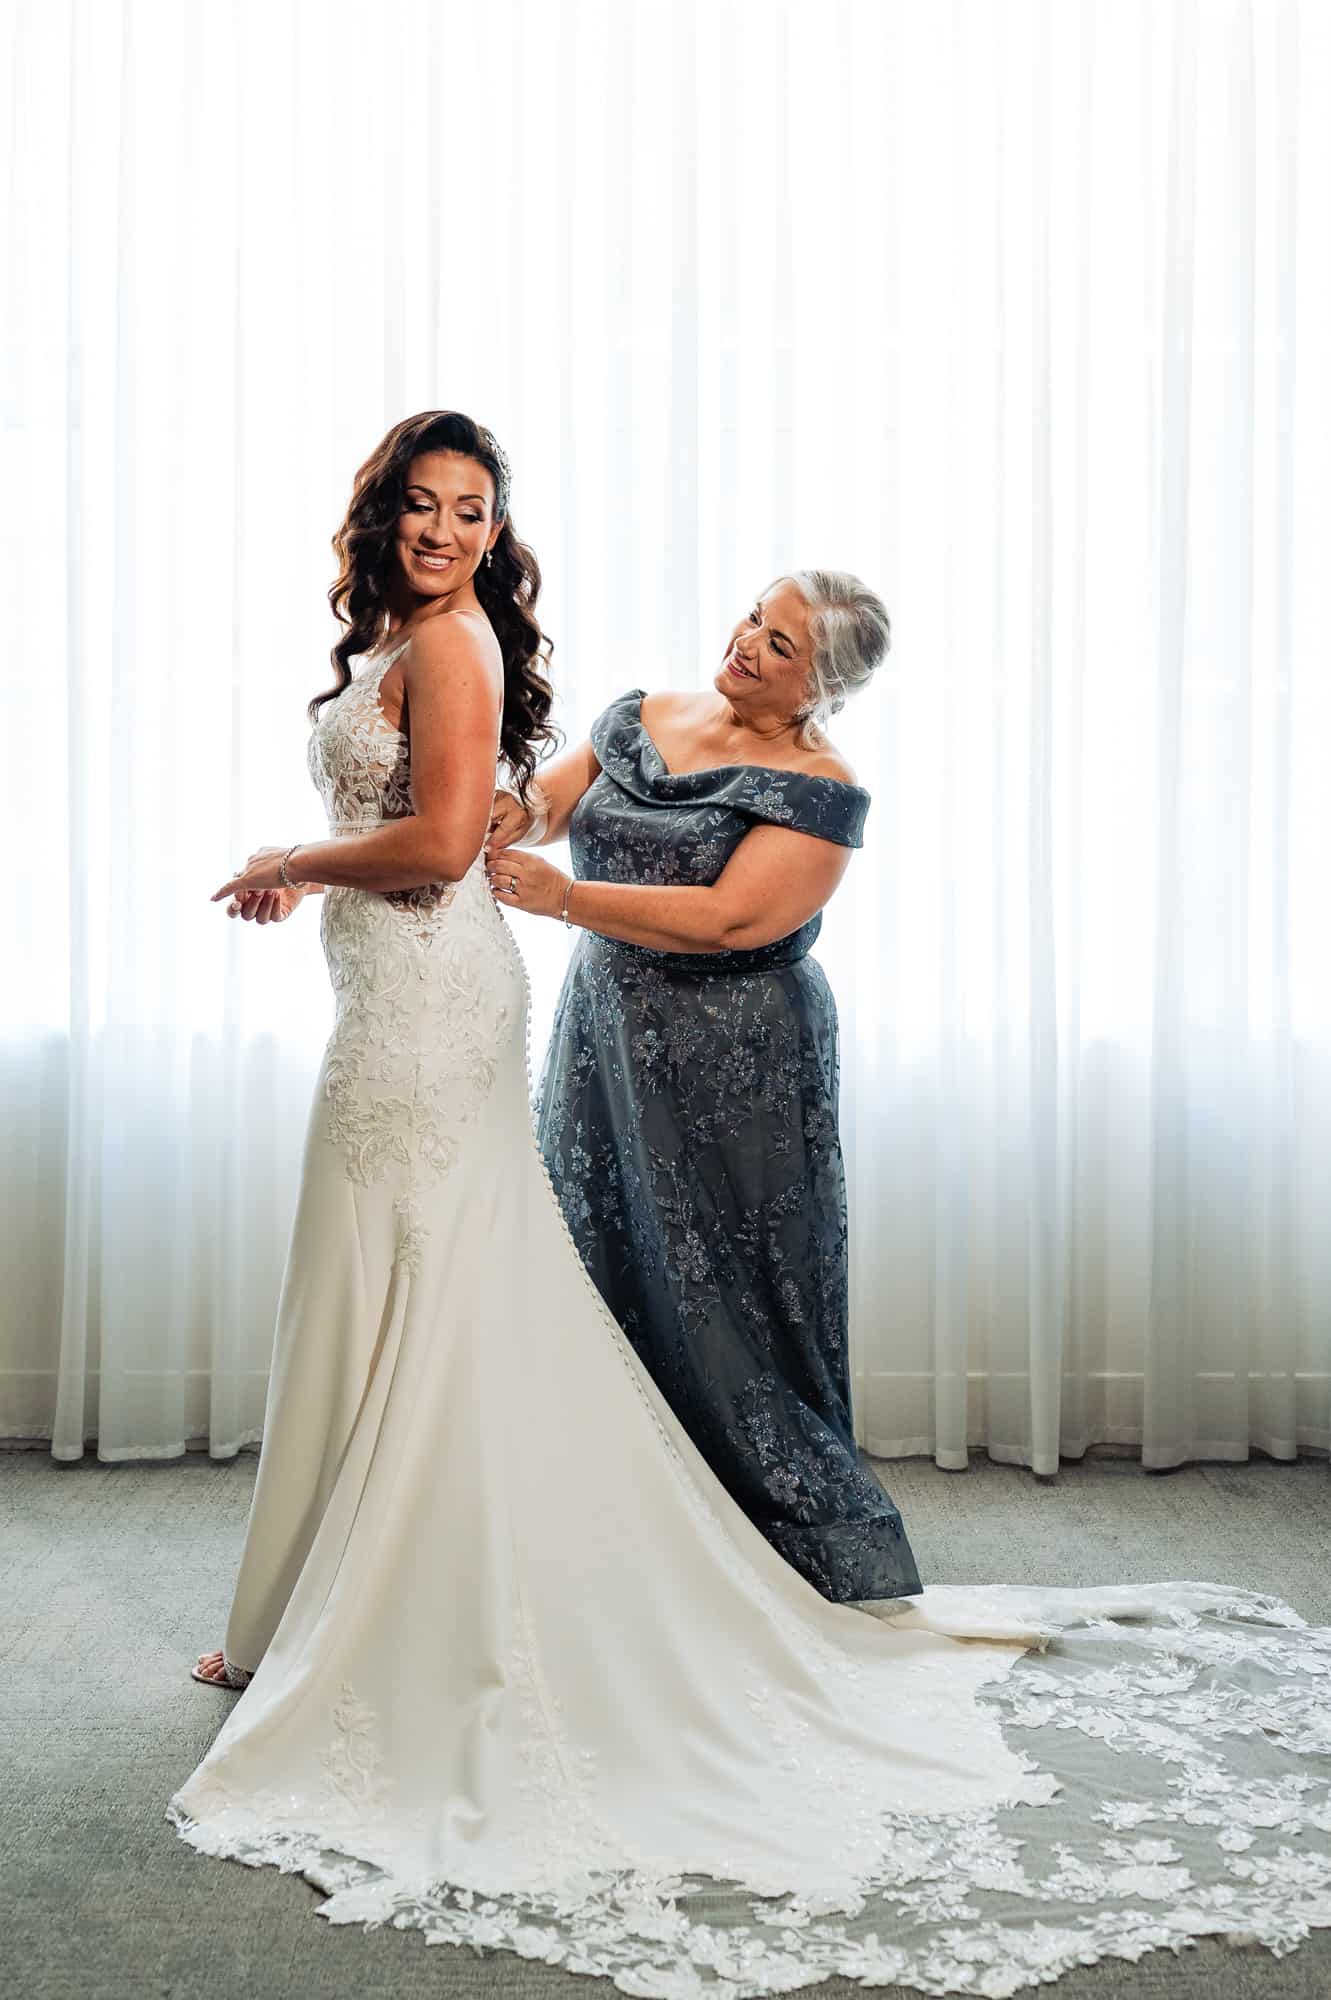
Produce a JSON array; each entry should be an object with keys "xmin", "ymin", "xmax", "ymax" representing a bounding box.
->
[{"xmin": 784, "ymin": 569, "xmax": 891, "ymax": 747}]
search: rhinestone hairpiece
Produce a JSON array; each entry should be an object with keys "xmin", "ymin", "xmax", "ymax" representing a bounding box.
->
[{"xmin": 480, "ymin": 428, "xmax": 513, "ymax": 511}]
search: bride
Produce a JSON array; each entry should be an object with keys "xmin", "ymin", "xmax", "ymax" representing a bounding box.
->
[
  {"xmin": 191, "ymin": 407, "xmax": 555, "ymax": 1691},
  {"xmin": 173, "ymin": 410, "xmax": 1331, "ymax": 1996}
]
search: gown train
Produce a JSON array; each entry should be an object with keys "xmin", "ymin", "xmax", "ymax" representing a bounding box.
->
[{"xmin": 171, "ymin": 649, "xmax": 1331, "ymax": 1995}]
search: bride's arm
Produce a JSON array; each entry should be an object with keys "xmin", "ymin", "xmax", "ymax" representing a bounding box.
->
[{"xmin": 212, "ymin": 621, "xmax": 504, "ymax": 906}]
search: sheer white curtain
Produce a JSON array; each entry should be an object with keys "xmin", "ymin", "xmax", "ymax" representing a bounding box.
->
[{"xmin": 3, "ymin": 0, "xmax": 1328, "ymax": 1468}]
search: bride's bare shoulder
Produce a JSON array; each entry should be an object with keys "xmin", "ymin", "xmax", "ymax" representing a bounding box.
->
[{"xmin": 402, "ymin": 607, "xmax": 502, "ymax": 677}]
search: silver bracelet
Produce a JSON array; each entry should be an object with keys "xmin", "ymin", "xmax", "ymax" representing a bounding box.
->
[
  {"xmin": 498, "ymin": 781, "xmax": 550, "ymax": 846},
  {"xmin": 278, "ymin": 844, "xmax": 302, "ymax": 889},
  {"xmin": 561, "ymin": 878, "xmax": 576, "ymax": 929}
]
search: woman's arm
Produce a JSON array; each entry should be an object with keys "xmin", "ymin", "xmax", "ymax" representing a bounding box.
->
[
  {"xmin": 487, "ymin": 821, "xmax": 852, "ymax": 954},
  {"xmin": 213, "ymin": 619, "xmax": 503, "ymax": 905},
  {"xmin": 490, "ymin": 737, "xmax": 602, "ymax": 848}
]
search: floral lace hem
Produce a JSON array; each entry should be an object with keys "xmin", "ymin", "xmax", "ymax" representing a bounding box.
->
[{"xmin": 170, "ymin": 1592, "xmax": 1331, "ymax": 1998}]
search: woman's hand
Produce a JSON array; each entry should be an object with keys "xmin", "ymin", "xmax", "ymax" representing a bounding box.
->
[
  {"xmin": 226, "ymin": 884, "xmax": 310, "ymax": 924},
  {"xmin": 212, "ymin": 847, "xmax": 292, "ymax": 909},
  {"xmin": 487, "ymin": 790, "xmax": 534, "ymax": 850},
  {"xmin": 484, "ymin": 844, "xmax": 570, "ymax": 920}
]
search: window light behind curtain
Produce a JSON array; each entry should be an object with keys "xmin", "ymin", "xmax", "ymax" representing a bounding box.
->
[{"xmin": 2, "ymin": 0, "xmax": 1328, "ymax": 1468}]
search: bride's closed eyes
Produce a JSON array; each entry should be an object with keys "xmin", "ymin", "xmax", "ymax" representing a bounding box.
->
[{"xmin": 405, "ymin": 496, "xmax": 484, "ymax": 524}]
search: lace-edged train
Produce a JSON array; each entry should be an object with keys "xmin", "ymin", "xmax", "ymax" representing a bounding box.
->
[{"xmin": 171, "ymin": 1589, "xmax": 1331, "ymax": 1997}]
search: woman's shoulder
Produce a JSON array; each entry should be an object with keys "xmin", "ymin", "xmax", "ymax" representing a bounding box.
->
[
  {"xmin": 789, "ymin": 742, "xmax": 860, "ymax": 789},
  {"xmin": 401, "ymin": 605, "xmax": 501, "ymax": 671},
  {"xmin": 638, "ymin": 686, "xmax": 699, "ymax": 723}
]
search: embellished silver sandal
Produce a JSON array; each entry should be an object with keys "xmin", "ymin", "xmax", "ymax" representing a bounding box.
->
[{"xmin": 191, "ymin": 1651, "xmax": 254, "ymax": 1690}]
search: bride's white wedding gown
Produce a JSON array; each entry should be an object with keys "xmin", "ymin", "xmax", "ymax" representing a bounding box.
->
[{"xmin": 170, "ymin": 645, "xmax": 1331, "ymax": 1996}]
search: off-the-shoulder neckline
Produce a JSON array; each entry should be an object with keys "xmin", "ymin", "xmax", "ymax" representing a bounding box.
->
[{"xmin": 626, "ymin": 690, "xmax": 868, "ymax": 797}]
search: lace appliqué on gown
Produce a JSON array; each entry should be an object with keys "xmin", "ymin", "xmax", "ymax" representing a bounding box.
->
[
  {"xmin": 323, "ymin": 1684, "xmax": 387, "ymax": 1811},
  {"xmin": 307, "ymin": 649, "xmax": 511, "ymax": 1271}
]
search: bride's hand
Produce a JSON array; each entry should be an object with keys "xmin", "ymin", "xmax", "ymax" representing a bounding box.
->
[
  {"xmin": 212, "ymin": 847, "xmax": 293, "ymax": 909},
  {"xmin": 227, "ymin": 885, "xmax": 308, "ymax": 924},
  {"xmin": 485, "ymin": 846, "xmax": 568, "ymax": 919},
  {"xmin": 487, "ymin": 790, "xmax": 533, "ymax": 850}
]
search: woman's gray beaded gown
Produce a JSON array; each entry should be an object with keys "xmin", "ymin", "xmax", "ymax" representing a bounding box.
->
[{"xmin": 537, "ymin": 690, "xmax": 921, "ymax": 1602}]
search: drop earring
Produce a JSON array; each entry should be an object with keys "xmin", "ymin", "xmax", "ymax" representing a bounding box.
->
[{"xmin": 484, "ymin": 551, "xmax": 493, "ymax": 568}]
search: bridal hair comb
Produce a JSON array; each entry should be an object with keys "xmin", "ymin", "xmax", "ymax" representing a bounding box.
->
[{"xmin": 479, "ymin": 427, "xmax": 513, "ymax": 515}]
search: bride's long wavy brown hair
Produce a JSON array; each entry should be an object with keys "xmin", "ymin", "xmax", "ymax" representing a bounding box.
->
[{"xmin": 313, "ymin": 411, "xmax": 557, "ymax": 801}]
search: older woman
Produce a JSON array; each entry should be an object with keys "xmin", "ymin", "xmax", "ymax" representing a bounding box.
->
[{"xmin": 486, "ymin": 571, "xmax": 919, "ymax": 1604}]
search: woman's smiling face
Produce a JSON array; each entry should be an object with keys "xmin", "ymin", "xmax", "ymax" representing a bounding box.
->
[
  {"xmin": 714, "ymin": 581, "xmax": 814, "ymax": 718},
  {"xmin": 394, "ymin": 450, "xmax": 500, "ymax": 603}
]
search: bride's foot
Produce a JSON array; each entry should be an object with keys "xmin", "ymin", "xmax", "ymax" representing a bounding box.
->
[{"xmin": 191, "ymin": 1648, "xmax": 250, "ymax": 1689}]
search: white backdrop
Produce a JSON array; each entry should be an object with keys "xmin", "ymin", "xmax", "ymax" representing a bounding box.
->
[{"xmin": 3, "ymin": 0, "xmax": 1328, "ymax": 1470}]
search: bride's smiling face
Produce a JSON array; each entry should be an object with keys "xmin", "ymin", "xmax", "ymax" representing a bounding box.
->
[
  {"xmin": 714, "ymin": 581, "xmax": 814, "ymax": 719},
  {"xmin": 394, "ymin": 450, "xmax": 501, "ymax": 602}
]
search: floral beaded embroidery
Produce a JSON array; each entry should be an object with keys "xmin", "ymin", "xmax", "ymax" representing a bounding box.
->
[{"xmin": 307, "ymin": 647, "xmax": 515, "ymax": 1267}]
